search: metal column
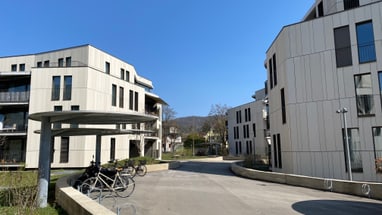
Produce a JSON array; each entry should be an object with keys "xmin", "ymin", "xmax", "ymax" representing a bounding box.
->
[{"xmin": 37, "ymin": 116, "xmax": 52, "ymax": 208}]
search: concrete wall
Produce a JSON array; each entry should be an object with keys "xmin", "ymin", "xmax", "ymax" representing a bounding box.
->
[
  {"xmin": 231, "ymin": 162, "xmax": 382, "ymax": 200},
  {"xmin": 56, "ymin": 161, "xmax": 181, "ymax": 215}
]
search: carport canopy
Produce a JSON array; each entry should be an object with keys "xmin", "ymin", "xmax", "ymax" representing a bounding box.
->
[{"xmin": 28, "ymin": 110, "xmax": 158, "ymax": 208}]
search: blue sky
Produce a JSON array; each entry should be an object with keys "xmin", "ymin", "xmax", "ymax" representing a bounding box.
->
[{"xmin": 1, "ymin": 0, "xmax": 313, "ymax": 117}]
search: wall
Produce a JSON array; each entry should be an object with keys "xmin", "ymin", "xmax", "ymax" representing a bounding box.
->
[{"xmin": 231, "ymin": 162, "xmax": 382, "ymax": 200}]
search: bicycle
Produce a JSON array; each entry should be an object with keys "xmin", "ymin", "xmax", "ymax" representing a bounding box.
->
[
  {"xmin": 80, "ymin": 165, "xmax": 135, "ymax": 200},
  {"xmin": 123, "ymin": 159, "xmax": 147, "ymax": 177}
]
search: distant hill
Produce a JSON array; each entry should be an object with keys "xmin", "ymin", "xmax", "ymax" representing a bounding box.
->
[{"xmin": 173, "ymin": 116, "xmax": 210, "ymax": 134}]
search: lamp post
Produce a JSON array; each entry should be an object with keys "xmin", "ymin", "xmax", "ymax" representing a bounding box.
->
[{"xmin": 336, "ymin": 107, "xmax": 353, "ymax": 181}]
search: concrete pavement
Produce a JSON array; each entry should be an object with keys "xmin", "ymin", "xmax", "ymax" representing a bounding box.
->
[{"xmin": 99, "ymin": 157, "xmax": 382, "ymax": 215}]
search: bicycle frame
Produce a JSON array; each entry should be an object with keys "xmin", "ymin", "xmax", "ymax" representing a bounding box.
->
[{"xmin": 95, "ymin": 169, "xmax": 126, "ymax": 191}]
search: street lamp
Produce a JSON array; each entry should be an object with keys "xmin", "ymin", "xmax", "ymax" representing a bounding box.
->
[{"xmin": 336, "ymin": 107, "xmax": 353, "ymax": 181}]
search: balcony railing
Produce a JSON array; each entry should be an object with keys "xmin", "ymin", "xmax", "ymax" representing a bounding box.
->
[{"xmin": 0, "ymin": 91, "xmax": 29, "ymax": 103}]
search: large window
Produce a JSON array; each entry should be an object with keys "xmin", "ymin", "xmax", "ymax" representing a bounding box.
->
[
  {"xmin": 119, "ymin": 87, "xmax": 124, "ymax": 108},
  {"xmin": 110, "ymin": 138, "xmax": 115, "ymax": 161},
  {"xmin": 63, "ymin": 76, "xmax": 72, "ymax": 100},
  {"xmin": 372, "ymin": 127, "xmax": 382, "ymax": 173},
  {"xmin": 129, "ymin": 90, "xmax": 134, "ymax": 110},
  {"xmin": 334, "ymin": 26, "xmax": 352, "ymax": 67},
  {"xmin": 342, "ymin": 128, "xmax": 363, "ymax": 172},
  {"xmin": 354, "ymin": 73, "xmax": 374, "ymax": 116},
  {"xmin": 105, "ymin": 61, "xmax": 110, "ymax": 74},
  {"xmin": 112, "ymin": 84, "xmax": 117, "ymax": 106},
  {"xmin": 273, "ymin": 134, "xmax": 282, "ymax": 168},
  {"xmin": 378, "ymin": 72, "xmax": 382, "ymax": 109},
  {"xmin": 134, "ymin": 92, "xmax": 139, "ymax": 111},
  {"xmin": 344, "ymin": 0, "xmax": 359, "ymax": 10},
  {"xmin": 281, "ymin": 88, "xmax": 286, "ymax": 124},
  {"xmin": 60, "ymin": 137, "xmax": 69, "ymax": 163},
  {"xmin": 356, "ymin": 21, "xmax": 376, "ymax": 63},
  {"xmin": 51, "ymin": 76, "xmax": 60, "ymax": 100}
]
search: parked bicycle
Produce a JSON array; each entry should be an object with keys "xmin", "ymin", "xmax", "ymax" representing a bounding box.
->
[
  {"xmin": 80, "ymin": 163, "xmax": 135, "ymax": 199},
  {"xmin": 122, "ymin": 159, "xmax": 147, "ymax": 177}
]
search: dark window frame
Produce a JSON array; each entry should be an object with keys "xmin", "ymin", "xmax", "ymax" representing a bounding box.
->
[{"xmin": 334, "ymin": 25, "xmax": 353, "ymax": 67}]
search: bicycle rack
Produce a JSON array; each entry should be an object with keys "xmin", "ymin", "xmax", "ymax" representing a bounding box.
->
[
  {"xmin": 324, "ymin": 178, "xmax": 333, "ymax": 191},
  {"xmin": 361, "ymin": 184, "xmax": 371, "ymax": 197}
]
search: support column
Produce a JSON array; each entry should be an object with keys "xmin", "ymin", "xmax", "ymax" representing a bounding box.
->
[
  {"xmin": 140, "ymin": 134, "xmax": 145, "ymax": 157},
  {"xmin": 37, "ymin": 116, "xmax": 52, "ymax": 208},
  {"xmin": 95, "ymin": 135, "xmax": 101, "ymax": 166}
]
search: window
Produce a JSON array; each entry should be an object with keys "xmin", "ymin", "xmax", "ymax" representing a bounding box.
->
[
  {"xmin": 277, "ymin": 134, "xmax": 282, "ymax": 168},
  {"xmin": 119, "ymin": 87, "xmax": 124, "ymax": 108},
  {"xmin": 372, "ymin": 127, "xmax": 382, "ymax": 173},
  {"xmin": 58, "ymin": 58, "xmax": 64, "ymax": 67},
  {"xmin": 51, "ymin": 76, "xmax": 60, "ymax": 100},
  {"xmin": 244, "ymin": 108, "xmax": 251, "ymax": 122},
  {"xmin": 63, "ymin": 76, "xmax": 72, "ymax": 100},
  {"xmin": 112, "ymin": 84, "xmax": 117, "ymax": 106},
  {"xmin": 105, "ymin": 61, "xmax": 110, "ymax": 74},
  {"xmin": 252, "ymin": 123, "xmax": 256, "ymax": 137},
  {"xmin": 134, "ymin": 92, "xmax": 139, "ymax": 111},
  {"xmin": 44, "ymin": 60, "xmax": 50, "ymax": 67},
  {"xmin": 37, "ymin": 61, "xmax": 42, "ymax": 68},
  {"xmin": 269, "ymin": 58, "xmax": 273, "ymax": 89},
  {"xmin": 378, "ymin": 72, "xmax": 382, "ymax": 108},
  {"xmin": 19, "ymin": 64, "xmax": 25, "ymax": 71},
  {"xmin": 273, "ymin": 135, "xmax": 278, "ymax": 168},
  {"xmin": 354, "ymin": 73, "xmax": 374, "ymax": 116},
  {"xmin": 11, "ymin": 64, "xmax": 17, "ymax": 71},
  {"xmin": 126, "ymin": 71, "xmax": 130, "ymax": 82},
  {"xmin": 121, "ymin": 69, "xmax": 125, "ymax": 80},
  {"xmin": 235, "ymin": 142, "xmax": 239, "ymax": 155},
  {"xmin": 342, "ymin": 128, "xmax": 363, "ymax": 172},
  {"xmin": 129, "ymin": 90, "xmax": 134, "ymax": 110},
  {"xmin": 356, "ymin": 21, "xmax": 376, "ymax": 63},
  {"xmin": 273, "ymin": 134, "xmax": 282, "ymax": 168},
  {"xmin": 65, "ymin": 57, "xmax": 71, "ymax": 67},
  {"xmin": 236, "ymin": 110, "xmax": 242, "ymax": 124},
  {"xmin": 281, "ymin": 88, "xmax": 286, "ymax": 124},
  {"xmin": 110, "ymin": 138, "xmax": 115, "ymax": 161},
  {"xmin": 344, "ymin": 0, "xmax": 359, "ymax": 10},
  {"xmin": 70, "ymin": 105, "xmax": 79, "ymax": 128},
  {"xmin": 60, "ymin": 137, "xmax": 69, "ymax": 163},
  {"xmin": 273, "ymin": 54, "xmax": 277, "ymax": 86},
  {"xmin": 53, "ymin": 106, "xmax": 62, "ymax": 129},
  {"xmin": 334, "ymin": 26, "xmax": 352, "ymax": 67}
]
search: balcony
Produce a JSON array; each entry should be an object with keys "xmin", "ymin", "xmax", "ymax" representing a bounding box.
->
[{"xmin": 0, "ymin": 91, "xmax": 29, "ymax": 103}]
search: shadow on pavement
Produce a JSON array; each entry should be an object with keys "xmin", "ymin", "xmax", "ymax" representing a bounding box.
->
[
  {"xmin": 173, "ymin": 160, "xmax": 235, "ymax": 176},
  {"xmin": 292, "ymin": 199, "xmax": 382, "ymax": 215}
]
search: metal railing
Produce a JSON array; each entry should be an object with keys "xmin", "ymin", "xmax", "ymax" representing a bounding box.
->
[{"xmin": 0, "ymin": 91, "xmax": 29, "ymax": 103}]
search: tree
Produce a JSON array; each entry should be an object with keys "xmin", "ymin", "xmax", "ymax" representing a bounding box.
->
[
  {"xmin": 162, "ymin": 105, "xmax": 177, "ymax": 152},
  {"xmin": 207, "ymin": 104, "xmax": 230, "ymax": 155}
]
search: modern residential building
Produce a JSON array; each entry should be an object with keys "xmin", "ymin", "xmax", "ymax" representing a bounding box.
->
[
  {"xmin": 265, "ymin": 0, "xmax": 382, "ymax": 182},
  {"xmin": 0, "ymin": 45, "xmax": 165, "ymax": 169},
  {"xmin": 227, "ymin": 89, "xmax": 270, "ymax": 165}
]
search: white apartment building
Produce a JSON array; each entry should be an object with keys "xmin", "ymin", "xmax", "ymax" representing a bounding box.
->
[
  {"xmin": 0, "ymin": 45, "xmax": 165, "ymax": 169},
  {"xmin": 266, "ymin": 0, "xmax": 382, "ymax": 182},
  {"xmin": 227, "ymin": 89, "xmax": 270, "ymax": 165}
]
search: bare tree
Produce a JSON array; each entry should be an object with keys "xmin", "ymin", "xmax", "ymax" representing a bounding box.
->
[
  {"xmin": 162, "ymin": 105, "xmax": 177, "ymax": 152},
  {"xmin": 207, "ymin": 104, "xmax": 230, "ymax": 155}
]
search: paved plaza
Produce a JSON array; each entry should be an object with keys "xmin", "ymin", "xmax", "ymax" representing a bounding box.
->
[{"xmin": 101, "ymin": 158, "xmax": 382, "ymax": 215}]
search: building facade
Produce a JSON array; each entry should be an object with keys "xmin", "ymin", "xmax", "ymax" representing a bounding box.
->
[
  {"xmin": 0, "ymin": 45, "xmax": 165, "ymax": 169},
  {"xmin": 227, "ymin": 89, "xmax": 270, "ymax": 165},
  {"xmin": 266, "ymin": 0, "xmax": 382, "ymax": 182}
]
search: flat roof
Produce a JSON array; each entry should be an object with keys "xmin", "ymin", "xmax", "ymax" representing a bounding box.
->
[{"xmin": 29, "ymin": 110, "xmax": 158, "ymax": 124}]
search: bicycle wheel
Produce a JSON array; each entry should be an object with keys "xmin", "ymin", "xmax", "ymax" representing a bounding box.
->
[
  {"xmin": 116, "ymin": 174, "xmax": 135, "ymax": 198},
  {"xmin": 125, "ymin": 166, "xmax": 136, "ymax": 177},
  {"xmin": 136, "ymin": 165, "xmax": 147, "ymax": 176},
  {"xmin": 80, "ymin": 177, "xmax": 103, "ymax": 200}
]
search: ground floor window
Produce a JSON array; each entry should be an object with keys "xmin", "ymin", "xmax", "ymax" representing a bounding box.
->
[
  {"xmin": 60, "ymin": 137, "xmax": 69, "ymax": 163},
  {"xmin": 342, "ymin": 128, "xmax": 363, "ymax": 172},
  {"xmin": 372, "ymin": 127, "xmax": 382, "ymax": 173}
]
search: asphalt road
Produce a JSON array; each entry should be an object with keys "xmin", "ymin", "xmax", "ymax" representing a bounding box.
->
[{"xmin": 101, "ymin": 158, "xmax": 382, "ymax": 215}]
